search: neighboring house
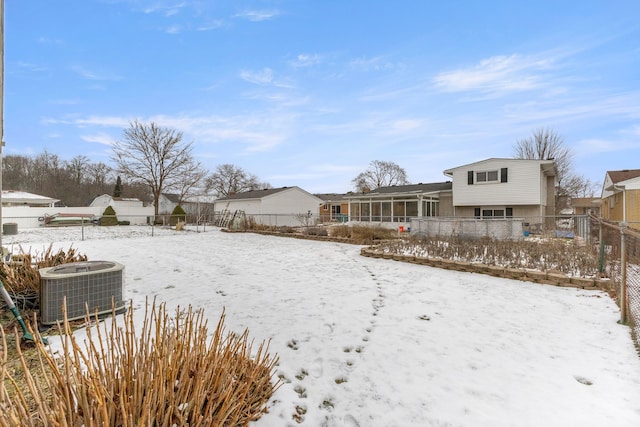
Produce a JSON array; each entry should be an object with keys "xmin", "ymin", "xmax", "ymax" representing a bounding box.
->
[
  {"xmin": 345, "ymin": 182, "xmax": 453, "ymax": 226},
  {"xmin": 571, "ymin": 197, "xmax": 601, "ymax": 217},
  {"xmin": 601, "ymin": 169, "xmax": 640, "ymax": 229},
  {"xmin": 158, "ymin": 193, "xmax": 216, "ymax": 221},
  {"xmin": 315, "ymin": 193, "xmax": 350, "ymax": 223},
  {"xmin": 90, "ymin": 194, "xmax": 146, "ymax": 209},
  {"xmin": 157, "ymin": 193, "xmax": 181, "ymax": 215},
  {"xmin": 182, "ymin": 194, "xmax": 217, "ymax": 222},
  {"xmin": 1, "ymin": 190, "xmax": 59, "ymax": 207},
  {"xmin": 443, "ymin": 158, "xmax": 557, "ymax": 220},
  {"xmin": 1, "ymin": 191, "xmax": 63, "ymax": 229},
  {"xmin": 214, "ymin": 186, "xmax": 324, "ymax": 227},
  {"xmin": 89, "ymin": 194, "xmax": 153, "ymax": 225}
]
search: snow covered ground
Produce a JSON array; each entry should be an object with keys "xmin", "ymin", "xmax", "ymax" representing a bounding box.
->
[{"xmin": 5, "ymin": 225, "xmax": 640, "ymax": 426}]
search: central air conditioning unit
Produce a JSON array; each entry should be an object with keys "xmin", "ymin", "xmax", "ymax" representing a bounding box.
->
[{"xmin": 39, "ymin": 260, "xmax": 125, "ymax": 325}]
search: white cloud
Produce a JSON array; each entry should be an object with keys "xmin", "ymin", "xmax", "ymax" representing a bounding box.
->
[
  {"xmin": 235, "ymin": 9, "xmax": 280, "ymax": 22},
  {"xmin": 142, "ymin": 1, "xmax": 187, "ymax": 16},
  {"xmin": 196, "ymin": 20, "xmax": 225, "ymax": 31},
  {"xmin": 391, "ymin": 119, "xmax": 423, "ymax": 132},
  {"xmin": 240, "ymin": 68, "xmax": 295, "ymax": 89},
  {"xmin": 43, "ymin": 116, "xmax": 130, "ymax": 128},
  {"xmin": 289, "ymin": 54, "xmax": 322, "ymax": 68},
  {"xmin": 433, "ymin": 54, "xmax": 553, "ymax": 94},
  {"xmin": 165, "ymin": 24, "xmax": 182, "ymax": 34},
  {"xmin": 37, "ymin": 37, "xmax": 64, "ymax": 46},
  {"xmin": 81, "ymin": 133, "xmax": 116, "ymax": 146},
  {"xmin": 16, "ymin": 61, "xmax": 47, "ymax": 73},
  {"xmin": 70, "ymin": 65, "xmax": 123, "ymax": 81},
  {"xmin": 349, "ymin": 55, "xmax": 400, "ymax": 72},
  {"xmin": 240, "ymin": 68, "xmax": 274, "ymax": 85}
]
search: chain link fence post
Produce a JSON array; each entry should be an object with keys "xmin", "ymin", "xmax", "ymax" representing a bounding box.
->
[{"xmin": 620, "ymin": 222, "xmax": 628, "ymax": 324}]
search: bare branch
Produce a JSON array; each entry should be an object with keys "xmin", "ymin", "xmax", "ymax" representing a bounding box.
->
[
  {"xmin": 351, "ymin": 160, "xmax": 409, "ymax": 192},
  {"xmin": 111, "ymin": 120, "xmax": 198, "ymax": 215}
]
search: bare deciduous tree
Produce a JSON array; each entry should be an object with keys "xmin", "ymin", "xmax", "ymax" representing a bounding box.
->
[
  {"xmin": 112, "ymin": 120, "xmax": 201, "ymax": 215},
  {"xmin": 513, "ymin": 127, "xmax": 598, "ymax": 208},
  {"xmin": 86, "ymin": 162, "xmax": 113, "ymax": 187},
  {"xmin": 513, "ymin": 127, "xmax": 573, "ymax": 181},
  {"xmin": 351, "ymin": 160, "xmax": 409, "ymax": 192},
  {"xmin": 205, "ymin": 164, "xmax": 270, "ymax": 197},
  {"xmin": 2, "ymin": 155, "xmax": 31, "ymax": 191},
  {"xmin": 65, "ymin": 155, "xmax": 91, "ymax": 185},
  {"xmin": 170, "ymin": 159, "xmax": 208, "ymax": 203},
  {"xmin": 560, "ymin": 174, "xmax": 599, "ymax": 198}
]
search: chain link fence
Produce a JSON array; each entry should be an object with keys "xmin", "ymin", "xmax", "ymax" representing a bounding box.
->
[
  {"xmin": 409, "ymin": 215, "xmax": 593, "ymax": 241},
  {"xmin": 591, "ymin": 216, "xmax": 640, "ymax": 349}
]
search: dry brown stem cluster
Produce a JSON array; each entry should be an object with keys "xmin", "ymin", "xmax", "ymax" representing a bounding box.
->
[
  {"xmin": 0, "ymin": 301, "xmax": 280, "ymax": 426},
  {"xmin": 0, "ymin": 244, "xmax": 88, "ymax": 300},
  {"xmin": 382, "ymin": 235, "xmax": 599, "ymax": 277}
]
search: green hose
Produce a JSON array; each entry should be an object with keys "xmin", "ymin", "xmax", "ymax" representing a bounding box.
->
[{"xmin": 0, "ymin": 279, "xmax": 47, "ymax": 345}]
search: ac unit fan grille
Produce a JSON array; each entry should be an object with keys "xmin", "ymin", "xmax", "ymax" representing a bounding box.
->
[{"xmin": 40, "ymin": 261, "xmax": 125, "ymax": 325}]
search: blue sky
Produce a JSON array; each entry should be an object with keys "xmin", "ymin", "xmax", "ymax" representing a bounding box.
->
[{"xmin": 4, "ymin": 1, "xmax": 640, "ymax": 194}]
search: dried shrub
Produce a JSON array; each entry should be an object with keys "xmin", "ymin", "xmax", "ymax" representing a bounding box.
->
[
  {"xmin": 0, "ymin": 300, "xmax": 281, "ymax": 426},
  {"xmin": 239, "ymin": 216, "xmax": 272, "ymax": 231},
  {"xmin": 304, "ymin": 227, "xmax": 328, "ymax": 237},
  {"xmin": 276, "ymin": 226, "xmax": 295, "ymax": 234},
  {"xmin": 351, "ymin": 225, "xmax": 397, "ymax": 245},
  {"xmin": 0, "ymin": 244, "xmax": 88, "ymax": 308},
  {"xmin": 381, "ymin": 235, "xmax": 599, "ymax": 277},
  {"xmin": 328, "ymin": 225, "xmax": 351, "ymax": 238}
]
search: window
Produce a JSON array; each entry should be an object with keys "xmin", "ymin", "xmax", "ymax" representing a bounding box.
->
[
  {"xmin": 381, "ymin": 202, "xmax": 392, "ymax": 222},
  {"xmin": 476, "ymin": 170, "xmax": 499, "ymax": 183},
  {"xmin": 475, "ymin": 207, "xmax": 512, "ymax": 218},
  {"xmin": 371, "ymin": 202, "xmax": 381, "ymax": 222},
  {"xmin": 406, "ymin": 201, "xmax": 418, "ymax": 217},
  {"xmin": 423, "ymin": 199, "xmax": 439, "ymax": 217}
]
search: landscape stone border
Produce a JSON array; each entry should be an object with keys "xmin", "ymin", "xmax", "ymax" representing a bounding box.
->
[
  {"xmin": 359, "ymin": 246, "xmax": 615, "ymax": 295},
  {"xmin": 222, "ymin": 228, "xmax": 615, "ymax": 296}
]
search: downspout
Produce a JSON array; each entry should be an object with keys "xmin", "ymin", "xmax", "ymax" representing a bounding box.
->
[{"xmin": 614, "ymin": 185, "xmax": 627, "ymax": 223}]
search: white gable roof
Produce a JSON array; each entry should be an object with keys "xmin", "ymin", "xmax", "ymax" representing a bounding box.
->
[{"xmin": 1, "ymin": 190, "xmax": 60, "ymax": 206}]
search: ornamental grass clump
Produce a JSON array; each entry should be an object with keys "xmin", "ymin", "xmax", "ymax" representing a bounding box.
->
[{"xmin": 0, "ymin": 300, "xmax": 281, "ymax": 426}]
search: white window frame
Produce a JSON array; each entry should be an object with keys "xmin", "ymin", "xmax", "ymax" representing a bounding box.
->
[{"xmin": 476, "ymin": 169, "xmax": 499, "ymax": 183}]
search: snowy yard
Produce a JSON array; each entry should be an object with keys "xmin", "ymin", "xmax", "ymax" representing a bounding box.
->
[{"xmin": 6, "ymin": 226, "xmax": 640, "ymax": 426}]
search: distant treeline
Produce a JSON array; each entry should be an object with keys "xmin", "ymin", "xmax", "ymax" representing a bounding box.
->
[{"xmin": 2, "ymin": 151, "xmax": 149, "ymax": 207}]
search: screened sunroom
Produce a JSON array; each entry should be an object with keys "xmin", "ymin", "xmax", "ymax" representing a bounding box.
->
[{"xmin": 345, "ymin": 182, "xmax": 453, "ymax": 225}]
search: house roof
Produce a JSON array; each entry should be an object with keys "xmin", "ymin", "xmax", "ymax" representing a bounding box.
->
[
  {"xmin": 315, "ymin": 193, "xmax": 349, "ymax": 202},
  {"xmin": 607, "ymin": 169, "xmax": 640, "ymax": 184},
  {"xmin": 215, "ymin": 187, "xmax": 294, "ymax": 201},
  {"xmin": 345, "ymin": 182, "xmax": 452, "ymax": 198},
  {"xmin": 1, "ymin": 190, "xmax": 60, "ymax": 204},
  {"xmin": 161, "ymin": 193, "xmax": 182, "ymax": 203},
  {"xmin": 571, "ymin": 197, "xmax": 600, "ymax": 208},
  {"xmin": 443, "ymin": 158, "xmax": 557, "ymax": 176}
]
